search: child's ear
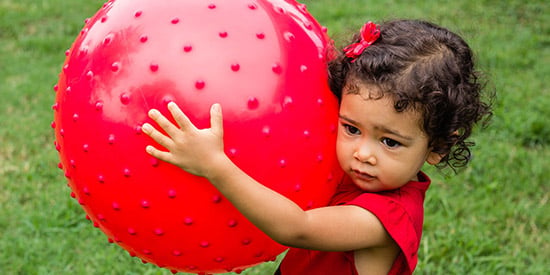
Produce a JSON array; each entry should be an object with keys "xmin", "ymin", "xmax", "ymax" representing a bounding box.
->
[{"xmin": 426, "ymin": 151, "xmax": 445, "ymax": 165}]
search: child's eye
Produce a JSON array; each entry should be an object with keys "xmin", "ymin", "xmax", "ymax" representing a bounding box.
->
[
  {"xmin": 382, "ymin": 138, "xmax": 401, "ymax": 148},
  {"xmin": 343, "ymin": 124, "xmax": 361, "ymax": 135}
]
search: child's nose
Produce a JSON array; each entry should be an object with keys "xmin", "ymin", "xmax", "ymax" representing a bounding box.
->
[{"xmin": 353, "ymin": 143, "xmax": 377, "ymax": 165}]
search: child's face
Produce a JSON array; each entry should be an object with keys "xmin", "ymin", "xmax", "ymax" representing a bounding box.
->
[{"xmin": 336, "ymin": 86, "xmax": 442, "ymax": 192}]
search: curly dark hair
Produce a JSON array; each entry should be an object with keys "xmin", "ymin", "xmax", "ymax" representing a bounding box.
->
[{"xmin": 329, "ymin": 19, "xmax": 493, "ymax": 170}]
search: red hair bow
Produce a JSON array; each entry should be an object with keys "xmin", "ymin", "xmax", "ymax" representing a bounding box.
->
[{"xmin": 344, "ymin": 21, "xmax": 380, "ymax": 59}]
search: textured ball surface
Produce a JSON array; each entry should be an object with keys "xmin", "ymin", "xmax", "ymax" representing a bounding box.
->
[{"xmin": 52, "ymin": 0, "xmax": 342, "ymax": 273}]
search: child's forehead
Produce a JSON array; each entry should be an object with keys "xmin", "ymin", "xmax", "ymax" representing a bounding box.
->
[
  {"xmin": 344, "ymin": 79, "xmax": 423, "ymax": 114},
  {"xmin": 341, "ymin": 87, "xmax": 426, "ymax": 132},
  {"xmin": 340, "ymin": 92, "xmax": 427, "ymax": 137}
]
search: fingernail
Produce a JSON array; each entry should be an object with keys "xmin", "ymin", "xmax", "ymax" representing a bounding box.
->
[
  {"xmin": 142, "ymin": 123, "xmax": 151, "ymax": 132},
  {"xmin": 213, "ymin": 103, "xmax": 221, "ymax": 112},
  {"xmin": 148, "ymin": 109, "xmax": 158, "ymax": 117}
]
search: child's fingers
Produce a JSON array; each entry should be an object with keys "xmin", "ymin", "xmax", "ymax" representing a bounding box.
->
[
  {"xmin": 167, "ymin": 102, "xmax": 196, "ymax": 131},
  {"xmin": 147, "ymin": 108, "xmax": 181, "ymax": 138},
  {"xmin": 142, "ymin": 123, "xmax": 174, "ymax": 149},
  {"xmin": 210, "ymin": 103, "xmax": 224, "ymax": 136},
  {"xmin": 145, "ymin": 145, "xmax": 173, "ymax": 162}
]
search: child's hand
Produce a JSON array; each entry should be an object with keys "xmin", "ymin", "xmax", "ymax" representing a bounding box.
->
[{"xmin": 142, "ymin": 102, "xmax": 225, "ymax": 178}]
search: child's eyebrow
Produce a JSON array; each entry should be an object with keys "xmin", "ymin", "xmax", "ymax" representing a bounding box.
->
[
  {"xmin": 339, "ymin": 114, "xmax": 414, "ymax": 141},
  {"xmin": 338, "ymin": 114, "xmax": 358, "ymax": 125},
  {"xmin": 377, "ymin": 125, "xmax": 414, "ymax": 141}
]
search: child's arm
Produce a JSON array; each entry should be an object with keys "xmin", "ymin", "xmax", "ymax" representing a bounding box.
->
[{"xmin": 142, "ymin": 102, "xmax": 394, "ymax": 251}]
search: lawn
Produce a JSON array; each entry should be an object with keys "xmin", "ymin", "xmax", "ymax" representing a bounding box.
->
[{"xmin": 0, "ymin": 0, "xmax": 548, "ymax": 274}]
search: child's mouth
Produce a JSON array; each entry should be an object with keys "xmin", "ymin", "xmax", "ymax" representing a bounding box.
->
[{"xmin": 352, "ymin": 169, "xmax": 375, "ymax": 181}]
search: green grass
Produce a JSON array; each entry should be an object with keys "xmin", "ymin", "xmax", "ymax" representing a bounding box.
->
[{"xmin": 1, "ymin": 0, "xmax": 548, "ymax": 274}]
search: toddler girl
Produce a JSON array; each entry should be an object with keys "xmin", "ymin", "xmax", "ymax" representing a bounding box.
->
[{"xmin": 142, "ymin": 19, "xmax": 493, "ymax": 274}]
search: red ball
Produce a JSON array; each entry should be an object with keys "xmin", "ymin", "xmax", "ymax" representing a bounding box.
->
[{"xmin": 53, "ymin": 0, "xmax": 342, "ymax": 273}]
